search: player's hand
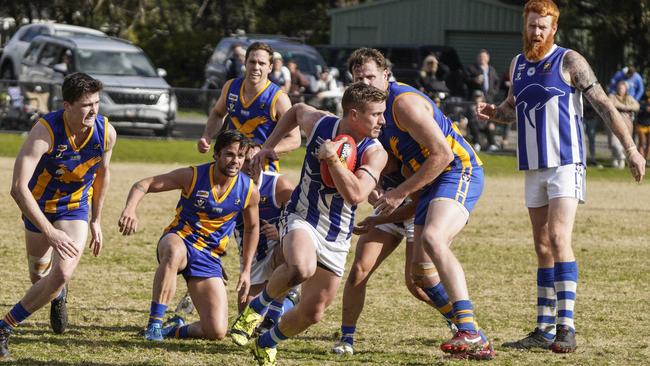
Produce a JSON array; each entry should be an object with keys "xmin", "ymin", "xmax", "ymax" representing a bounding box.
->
[
  {"xmin": 197, "ymin": 137, "xmax": 211, "ymax": 153},
  {"xmin": 353, "ymin": 215, "xmax": 378, "ymax": 235},
  {"xmin": 367, "ymin": 188, "xmax": 384, "ymax": 206},
  {"xmin": 476, "ymin": 102, "xmax": 496, "ymax": 121},
  {"xmin": 318, "ymin": 138, "xmax": 346, "ymax": 161},
  {"xmin": 46, "ymin": 228, "xmax": 79, "ymax": 260},
  {"xmin": 118, "ymin": 208, "xmax": 139, "ymax": 236},
  {"xmin": 236, "ymin": 270, "xmax": 251, "ymax": 304},
  {"xmin": 251, "ymin": 147, "xmax": 279, "ymax": 177},
  {"xmin": 260, "ymin": 220, "xmax": 279, "ymax": 241},
  {"xmin": 89, "ymin": 220, "xmax": 103, "ymax": 257},
  {"xmin": 373, "ymin": 188, "xmax": 406, "ymax": 216},
  {"xmin": 627, "ymin": 150, "xmax": 646, "ymax": 182}
]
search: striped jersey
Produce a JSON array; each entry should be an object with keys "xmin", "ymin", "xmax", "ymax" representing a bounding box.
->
[
  {"xmin": 165, "ymin": 163, "xmax": 254, "ymax": 258},
  {"xmin": 234, "ymin": 171, "xmax": 283, "ymax": 262},
  {"xmin": 286, "ymin": 115, "xmax": 383, "ymax": 242},
  {"xmin": 28, "ymin": 109, "xmax": 108, "ymax": 214},
  {"xmin": 226, "ymin": 77, "xmax": 283, "ymax": 172},
  {"xmin": 380, "ymin": 82, "xmax": 482, "ymax": 174},
  {"xmin": 512, "ymin": 45, "xmax": 586, "ymax": 170}
]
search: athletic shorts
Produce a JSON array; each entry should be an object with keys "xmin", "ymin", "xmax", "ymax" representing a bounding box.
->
[
  {"xmin": 415, "ymin": 167, "xmax": 484, "ymax": 225},
  {"xmin": 159, "ymin": 231, "xmax": 224, "ymax": 280},
  {"xmin": 281, "ymin": 213, "xmax": 349, "ymax": 277},
  {"xmin": 372, "ymin": 208, "xmax": 415, "ymax": 243},
  {"xmin": 636, "ymin": 124, "xmax": 650, "ymax": 134},
  {"xmin": 23, "ymin": 206, "xmax": 89, "ymax": 233},
  {"xmin": 524, "ymin": 163, "xmax": 586, "ymax": 208},
  {"xmin": 240, "ymin": 241, "xmax": 278, "ymax": 285}
]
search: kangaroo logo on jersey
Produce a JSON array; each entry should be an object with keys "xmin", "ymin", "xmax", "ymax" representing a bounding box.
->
[{"xmin": 515, "ymin": 84, "xmax": 566, "ymax": 128}]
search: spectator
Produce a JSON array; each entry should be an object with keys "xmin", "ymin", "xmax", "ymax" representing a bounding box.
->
[
  {"xmin": 465, "ymin": 49, "xmax": 500, "ymax": 103},
  {"xmin": 53, "ymin": 49, "xmax": 74, "ymax": 75},
  {"xmin": 415, "ymin": 55, "xmax": 450, "ymax": 100},
  {"xmin": 268, "ymin": 52, "xmax": 291, "ymax": 93},
  {"xmin": 286, "ymin": 59, "xmax": 310, "ymax": 103},
  {"xmin": 225, "ymin": 44, "xmax": 246, "ymax": 80},
  {"xmin": 636, "ymin": 87, "xmax": 650, "ymax": 160},
  {"xmin": 385, "ymin": 58, "xmax": 396, "ymax": 83},
  {"xmin": 466, "ymin": 90, "xmax": 498, "ymax": 152},
  {"xmin": 609, "ymin": 66, "xmax": 645, "ymax": 101},
  {"xmin": 309, "ymin": 67, "xmax": 343, "ymax": 113},
  {"xmin": 608, "ymin": 80, "xmax": 639, "ymax": 168}
]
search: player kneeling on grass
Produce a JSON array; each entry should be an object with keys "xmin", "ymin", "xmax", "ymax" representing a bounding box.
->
[
  {"xmin": 2, "ymin": 73, "xmax": 115, "ymax": 359},
  {"xmin": 230, "ymin": 82, "xmax": 388, "ymax": 366},
  {"xmin": 118, "ymin": 130, "xmax": 260, "ymax": 341}
]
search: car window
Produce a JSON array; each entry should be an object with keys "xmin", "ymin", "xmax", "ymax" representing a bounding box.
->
[
  {"xmin": 19, "ymin": 26, "xmax": 43, "ymax": 42},
  {"xmin": 38, "ymin": 43, "xmax": 64, "ymax": 67},
  {"xmin": 75, "ymin": 49, "xmax": 157, "ymax": 77},
  {"xmin": 211, "ymin": 40, "xmax": 234, "ymax": 64},
  {"xmin": 387, "ymin": 48, "xmax": 420, "ymax": 69},
  {"xmin": 282, "ymin": 51, "xmax": 318, "ymax": 77},
  {"xmin": 23, "ymin": 41, "xmax": 43, "ymax": 64}
]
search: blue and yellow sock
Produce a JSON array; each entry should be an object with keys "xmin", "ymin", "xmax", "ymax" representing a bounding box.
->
[
  {"xmin": 340, "ymin": 325, "xmax": 356, "ymax": 346},
  {"xmin": 257, "ymin": 324, "xmax": 288, "ymax": 348},
  {"xmin": 172, "ymin": 325, "xmax": 190, "ymax": 338},
  {"xmin": 147, "ymin": 301, "xmax": 167, "ymax": 327},
  {"xmin": 0, "ymin": 302, "xmax": 31, "ymax": 331},
  {"xmin": 452, "ymin": 300, "xmax": 477, "ymax": 333},
  {"xmin": 422, "ymin": 283, "xmax": 454, "ymax": 321},
  {"xmin": 537, "ymin": 267, "xmax": 557, "ymax": 339},
  {"xmin": 554, "ymin": 261, "xmax": 578, "ymax": 332},
  {"xmin": 250, "ymin": 289, "xmax": 274, "ymax": 315}
]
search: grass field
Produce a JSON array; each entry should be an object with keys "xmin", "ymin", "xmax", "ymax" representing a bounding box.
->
[{"xmin": 0, "ymin": 134, "xmax": 649, "ymax": 365}]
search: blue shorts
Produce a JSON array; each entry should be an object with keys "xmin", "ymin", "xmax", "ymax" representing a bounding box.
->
[
  {"xmin": 159, "ymin": 231, "xmax": 224, "ymax": 281},
  {"xmin": 415, "ymin": 167, "xmax": 484, "ymax": 225},
  {"xmin": 23, "ymin": 207, "xmax": 89, "ymax": 233}
]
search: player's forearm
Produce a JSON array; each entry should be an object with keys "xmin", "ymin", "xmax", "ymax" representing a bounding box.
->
[
  {"xmin": 273, "ymin": 128, "xmax": 301, "ymax": 155},
  {"xmin": 329, "ymin": 162, "xmax": 370, "ymax": 205},
  {"xmin": 240, "ymin": 228, "xmax": 259, "ymax": 273},
  {"xmin": 10, "ymin": 186, "xmax": 54, "ymax": 235},
  {"xmin": 588, "ymin": 89, "xmax": 636, "ymax": 149},
  {"xmin": 201, "ymin": 109, "xmax": 225, "ymax": 140},
  {"xmin": 90, "ymin": 168, "xmax": 110, "ymax": 222},
  {"xmin": 491, "ymin": 101, "xmax": 516, "ymax": 124},
  {"xmin": 123, "ymin": 180, "xmax": 149, "ymax": 212},
  {"xmin": 263, "ymin": 105, "xmax": 300, "ymax": 150},
  {"xmin": 374, "ymin": 201, "xmax": 416, "ymax": 225}
]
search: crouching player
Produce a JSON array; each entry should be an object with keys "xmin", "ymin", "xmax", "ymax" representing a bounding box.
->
[
  {"xmin": 231, "ymin": 82, "xmax": 388, "ymax": 366},
  {"xmin": 118, "ymin": 130, "xmax": 260, "ymax": 341}
]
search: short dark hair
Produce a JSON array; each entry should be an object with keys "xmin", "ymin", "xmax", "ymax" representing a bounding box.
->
[
  {"xmin": 62, "ymin": 72, "xmax": 103, "ymax": 104},
  {"xmin": 245, "ymin": 42, "xmax": 273, "ymax": 62},
  {"xmin": 347, "ymin": 48, "xmax": 387, "ymax": 74},
  {"xmin": 213, "ymin": 129, "xmax": 251, "ymax": 154},
  {"xmin": 341, "ymin": 82, "xmax": 388, "ymax": 116}
]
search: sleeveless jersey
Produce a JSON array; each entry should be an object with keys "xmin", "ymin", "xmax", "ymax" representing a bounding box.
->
[
  {"xmin": 286, "ymin": 116, "xmax": 383, "ymax": 242},
  {"xmin": 165, "ymin": 163, "xmax": 254, "ymax": 258},
  {"xmin": 512, "ymin": 45, "xmax": 586, "ymax": 170},
  {"xmin": 380, "ymin": 82, "xmax": 482, "ymax": 174},
  {"xmin": 234, "ymin": 171, "xmax": 283, "ymax": 262},
  {"xmin": 28, "ymin": 109, "xmax": 107, "ymax": 214}
]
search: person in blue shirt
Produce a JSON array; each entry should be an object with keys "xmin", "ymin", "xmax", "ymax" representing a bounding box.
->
[{"xmin": 609, "ymin": 66, "xmax": 645, "ymax": 101}]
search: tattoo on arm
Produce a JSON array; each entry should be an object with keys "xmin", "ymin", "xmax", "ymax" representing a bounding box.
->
[
  {"xmin": 492, "ymin": 103, "xmax": 516, "ymax": 123},
  {"xmin": 134, "ymin": 182, "xmax": 146, "ymax": 193},
  {"xmin": 563, "ymin": 51, "xmax": 598, "ymax": 92}
]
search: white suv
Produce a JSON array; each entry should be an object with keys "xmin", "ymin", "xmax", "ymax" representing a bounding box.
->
[{"xmin": 0, "ymin": 23, "xmax": 105, "ymax": 80}]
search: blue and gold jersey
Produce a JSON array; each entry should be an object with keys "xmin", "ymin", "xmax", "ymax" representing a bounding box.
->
[
  {"xmin": 226, "ymin": 77, "xmax": 283, "ymax": 172},
  {"xmin": 165, "ymin": 163, "xmax": 254, "ymax": 259},
  {"xmin": 27, "ymin": 109, "xmax": 107, "ymax": 214},
  {"xmin": 380, "ymin": 82, "xmax": 482, "ymax": 173}
]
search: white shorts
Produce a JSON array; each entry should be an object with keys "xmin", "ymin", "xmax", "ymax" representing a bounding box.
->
[
  {"xmin": 372, "ymin": 209, "xmax": 415, "ymax": 243},
  {"xmin": 281, "ymin": 213, "xmax": 350, "ymax": 277},
  {"xmin": 524, "ymin": 163, "xmax": 586, "ymax": 208},
  {"xmin": 240, "ymin": 248, "xmax": 276, "ymax": 286}
]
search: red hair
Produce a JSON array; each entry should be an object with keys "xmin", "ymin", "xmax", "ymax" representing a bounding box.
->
[{"xmin": 524, "ymin": 0, "xmax": 560, "ymax": 26}]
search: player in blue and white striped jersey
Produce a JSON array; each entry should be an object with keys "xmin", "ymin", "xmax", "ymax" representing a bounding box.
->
[
  {"xmin": 478, "ymin": 0, "xmax": 645, "ymax": 354},
  {"xmin": 231, "ymin": 82, "xmax": 388, "ymax": 366}
]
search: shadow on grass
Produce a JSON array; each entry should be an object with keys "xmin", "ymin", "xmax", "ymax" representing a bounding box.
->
[{"xmin": 0, "ymin": 359, "xmax": 156, "ymax": 366}]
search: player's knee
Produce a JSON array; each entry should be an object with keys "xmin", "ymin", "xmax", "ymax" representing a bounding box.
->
[
  {"xmin": 411, "ymin": 262, "xmax": 437, "ymax": 288},
  {"xmin": 48, "ymin": 265, "xmax": 73, "ymax": 287},
  {"xmin": 420, "ymin": 231, "xmax": 446, "ymax": 254},
  {"xmin": 159, "ymin": 244, "xmax": 185, "ymax": 266},
  {"xmin": 286, "ymin": 264, "xmax": 314, "ymax": 287},
  {"xmin": 28, "ymin": 255, "xmax": 52, "ymax": 281},
  {"xmin": 302, "ymin": 306, "xmax": 326, "ymax": 326},
  {"xmin": 548, "ymin": 230, "xmax": 569, "ymax": 250},
  {"xmin": 347, "ymin": 262, "xmax": 371, "ymax": 286},
  {"xmin": 204, "ymin": 327, "xmax": 226, "ymax": 341}
]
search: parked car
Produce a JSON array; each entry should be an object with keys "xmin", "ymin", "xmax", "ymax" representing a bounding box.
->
[
  {"xmin": 316, "ymin": 44, "xmax": 466, "ymax": 97},
  {"xmin": 19, "ymin": 34, "xmax": 177, "ymax": 136},
  {"xmin": 0, "ymin": 23, "xmax": 105, "ymax": 80},
  {"xmin": 202, "ymin": 33, "xmax": 328, "ymax": 112}
]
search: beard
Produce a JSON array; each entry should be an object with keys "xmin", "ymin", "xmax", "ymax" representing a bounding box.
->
[
  {"xmin": 524, "ymin": 32, "xmax": 555, "ymax": 61},
  {"xmin": 216, "ymin": 161, "xmax": 239, "ymax": 177}
]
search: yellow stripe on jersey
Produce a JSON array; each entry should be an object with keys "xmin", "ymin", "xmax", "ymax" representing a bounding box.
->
[
  {"xmin": 230, "ymin": 115, "xmax": 268, "ymax": 137},
  {"xmin": 389, "ymin": 136, "xmax": 404, "ymax": 161},
  {"xmin": 38, "ymin": 118, "xmax": 55, "ymax": 154},
  {"xmin": 243, "ymin": 176, "xmax": 254, "ymax": 208},
  {"xmin": 446, "ymin": 135, "xmax": 472, "ymax": 169},
  {"xmin": 182, "ymin": 166, "xmax": 197, "ymax": 199},
  {"xmin": 391, "ymin": 91, "xmax": 428, "ymax": 132},
  {"xmin": 210, "ymin": 165, "xmax": 238, "ymax": 203},
  {"xmin": 67, "ymin": 183, "xmax": 87, "ymax": 210},
  {"xmin": 269, "ymin": 90, "xmax": 282, "ymax": 122},
  {"xmin": 240, "ymin": 80, "xmax": 271, "ymax": 109},
  {"xmin": 210, "ymin": 235, "xmax": 230, "ymax": 257},
  {"xmin": 451, "ymin": 123, "xmax": 483, "ymax": 166},
  {"xmin": 44, "ymin": 189, "xmax": 65, "ymax": 213},
  {"xmin": 196, "ymin": 211, "xmax": 238, "ymax": 237},
  {"xmin": 192, "ymin": 235, "xmax": 209, "ymax": 251},
  {"xmin": 64, "ymin": 113, "xmax": 94, "ymax": 151},
  {"xmin": 165, "ymin": 207, "xmax": 183, "ymax": 232},
  {"xmin": 103, "ymin": 117, "xmax": 109, "ymax": 150},
  {"xmin": 31, "ymin": 169, "xmax": 53, "ymax": 200}
]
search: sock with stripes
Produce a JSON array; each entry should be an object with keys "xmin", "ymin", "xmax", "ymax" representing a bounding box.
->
[
  {"xmin": 537, "ymin": 267, "xmax": 557, "ymax": 339},
  {"xmin": 0, "ymin": 302, "xmax": 31, "ymax": 331},
  {"xmin": 554, "ymin": 261, "xmax": 578, "ymax": 332},
  {"xmin": 257, "ymin": 324, "xmax": 288, "ymax": 348},
  {"xmin": 340, "ymin": 325, "xmax": 356, "ymax": 346},
  {"xmin": 421, "ymin": 283, "xmax": 454, "ymax": 322},
  {"xmin": 147, "ymin": 301, "xmax": 167, "ymax": 327},
  {"xmin": 452, "ymin": 300, "xmax": 478, "ymax": 333},
  {"xmin": 171, "ymin": 325, "xmax": 190, "ymax": 338},
  {"xmin": 250, "ymin": 288, "xmax": 274, "ymax": 315},
  {"xmin": 264, "ymin": 300, "xmax": 284, "ymax": 324}
]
